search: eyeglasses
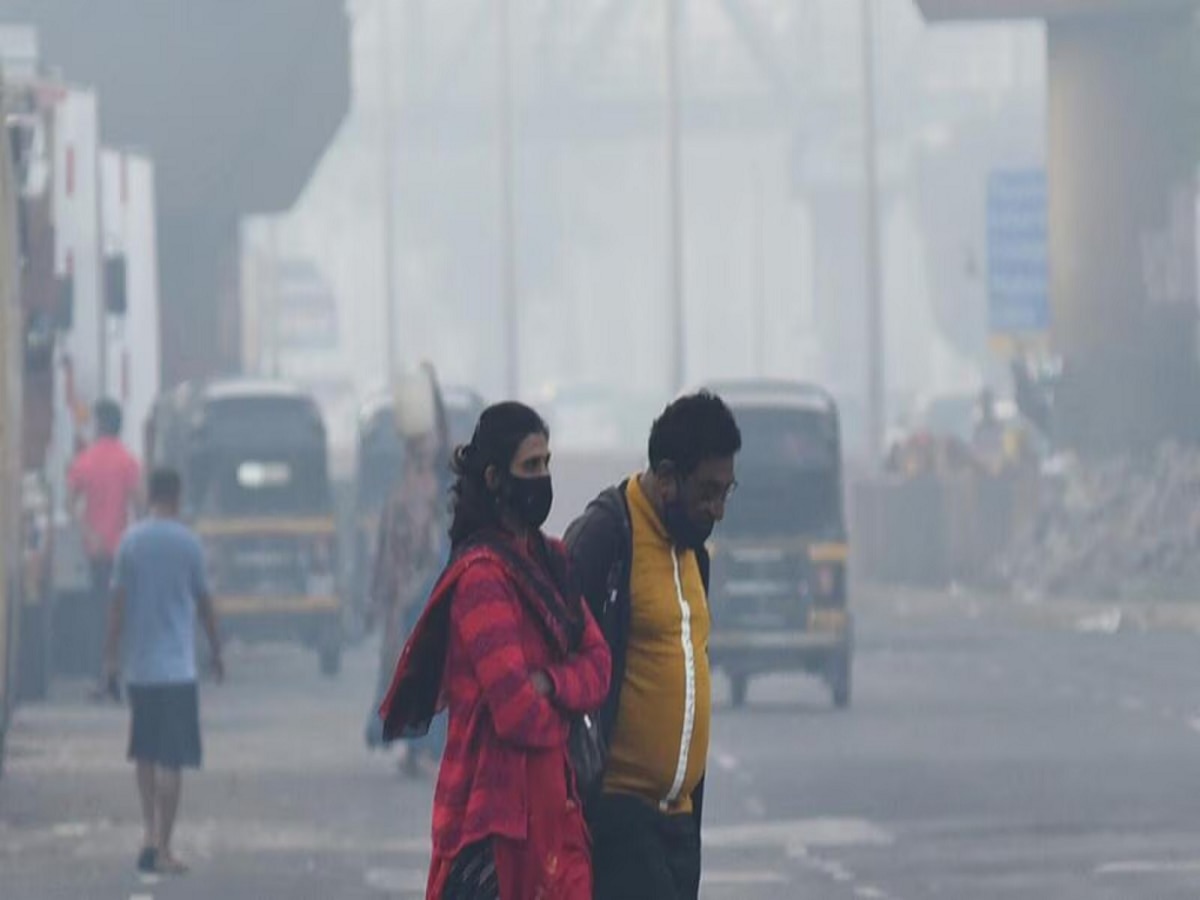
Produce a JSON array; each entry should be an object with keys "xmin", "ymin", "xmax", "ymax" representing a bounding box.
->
[{"xmin": 695, "ymin": 480, "xmax": 738, "ymax": 505}]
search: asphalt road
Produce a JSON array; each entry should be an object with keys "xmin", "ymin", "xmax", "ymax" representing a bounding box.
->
[{"xmin": 5, "ymin": 594, "xmax": 1200, "ymax": 899}]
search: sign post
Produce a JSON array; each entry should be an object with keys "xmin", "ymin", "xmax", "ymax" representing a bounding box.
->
[{"xmin": 986, "ymin": 168, "xmax": 1049, "ymax": 355}]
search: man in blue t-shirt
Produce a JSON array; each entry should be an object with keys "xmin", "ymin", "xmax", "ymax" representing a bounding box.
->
[{"xmin": 103, "ymin": 468, "xmax": 224, "ymax": 876}]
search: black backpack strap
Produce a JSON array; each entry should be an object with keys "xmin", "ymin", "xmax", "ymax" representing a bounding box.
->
[{"xmin": 564, "ymin": 481, "xmax": 634, "ymax": 750}]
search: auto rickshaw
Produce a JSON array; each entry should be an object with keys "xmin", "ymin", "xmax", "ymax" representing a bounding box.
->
[
  {"xmin": 704, "ymin": 379, "xmax": 853, "ymax": 709},
  {"xmin": 147, "ymin": 379, "xmax": 343, "ymax": 676}
]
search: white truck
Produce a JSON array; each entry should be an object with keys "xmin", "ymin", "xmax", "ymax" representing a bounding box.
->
[{"xmin": 1, "ymin": 35, "xmax": 162, "ymax": 681}]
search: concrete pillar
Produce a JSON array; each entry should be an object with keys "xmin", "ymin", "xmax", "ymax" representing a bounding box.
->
[
  {"xmin": 158, "ymin": 212, "xmax": 241, "ymax": 385},
  {"xmin": 1048, "ymin": 11, "xmax": 1195, "ymax": 354},
  {"xmin": 1047, "ymin": 10, "xmax": 1200, "ymax": 451}
]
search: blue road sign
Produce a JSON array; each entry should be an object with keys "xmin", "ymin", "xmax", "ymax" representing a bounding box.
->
[{"xmin": 987, "ymin": 168, "xmax": 1049, "ymax": 338}]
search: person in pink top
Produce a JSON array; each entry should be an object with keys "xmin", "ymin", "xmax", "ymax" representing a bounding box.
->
[{"xmin": 68, "ymin": 399, "xmax": 143, "ymax": 696}]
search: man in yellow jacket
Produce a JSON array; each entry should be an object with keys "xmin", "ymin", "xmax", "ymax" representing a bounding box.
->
[{"xmin": 566, "ymin": 392, "xmax": 742, "ymax": 900}]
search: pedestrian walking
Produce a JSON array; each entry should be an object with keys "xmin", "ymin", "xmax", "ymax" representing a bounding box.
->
[
  {"xmin": 69, "ymin": 398, "xmax": 142, "ymax": 695},
  {"xmin": 103, "ymin": 468, "xmax": 224, "ymax": 876},
  {"xmin": 380, "ymin": 402, "xmax": 611, "ymax": 900},
  {"xmin": 565, "ymin": 391, "xmax": 741, "ymax": 900},
  {"xmin": 365, "ymin": 364, "xmax": 452, "ymax": 777}
]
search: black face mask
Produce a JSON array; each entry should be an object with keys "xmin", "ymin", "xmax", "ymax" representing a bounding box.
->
[
  {"xmin": 663, "ymin": 483, "xmax": 713, "ymax": 551},
  {"xmin": 506, "ymin": 475, "xmax": 553, "ymax": 530}
]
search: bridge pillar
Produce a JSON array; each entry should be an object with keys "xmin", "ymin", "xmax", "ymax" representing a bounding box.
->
[
  {"xmin": 917, "ymin": 2, "xmax": 1200, "ymax": 451},
  {"xmin": 1046, "ymin": 11, "xmax": 1200, "ymax": 450}
]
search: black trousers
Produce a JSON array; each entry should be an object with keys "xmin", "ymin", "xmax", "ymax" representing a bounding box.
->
[
  {"xmin": 89, "ymin": 558, "xmax": 114, "ymax": 678},
  {"xmin": 589, "ymin": 793, "xmax": 701, "ymax": 900}
]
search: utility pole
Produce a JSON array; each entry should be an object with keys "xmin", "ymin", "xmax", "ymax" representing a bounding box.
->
[
  {"xmin": 379, "ymin": 0, "xmax": 399, "ymax": 386},
  {"xmin": 267, "ymin": 218, "xmax": 282, "ymax": 378},
  {"xmin": 752, "ymin": 167, "xmax": 766, "ymax": 377},
  {"xmin": 860, "ymin": 0, "xmax": 885, "ymax": 461},
  {"xmin": 497, "ymin": 0, "xmax": 519, "ymax": 399},
  {"xmin": 666, "ymin": 0, "xmax": 685, "ymax": 394}
]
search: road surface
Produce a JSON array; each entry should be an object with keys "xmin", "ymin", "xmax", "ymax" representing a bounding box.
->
[{"xmin": 5, "ymin": 594, "xmax": 1200, "ymax": 899}]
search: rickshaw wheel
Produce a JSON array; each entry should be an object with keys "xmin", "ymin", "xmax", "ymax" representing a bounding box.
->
[
  {"xmin": 729, "ymin": 672, "xmax": 750, "ymax": 708},
  {"xmin": 829, "ymin": 652, "xmax": 852, "ymax": 710},
  {"xmin": 319, "ymin": 645, "xmax": 342, "ymax": 678}
]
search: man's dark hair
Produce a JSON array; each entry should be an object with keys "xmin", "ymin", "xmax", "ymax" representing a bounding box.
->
[
  {"xmin": 648, "ymin": 391, "xmax": 742, "ymax": 476},
  {"xmin": 149, "ymin": 468, "xmax": 183, "ymax": 507},
  {"xmin": 95, "ymin": 399, "xmax": 122, "ymax": 438}
]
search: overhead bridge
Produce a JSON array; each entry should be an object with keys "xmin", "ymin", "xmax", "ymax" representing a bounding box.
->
[
  {"xmin": 917, "ymin": 0, "xmax": 1200, "ymax": 452},
  {"xmin": 0, "ymin": 0, "xmax": 351, "ymax": 383}
]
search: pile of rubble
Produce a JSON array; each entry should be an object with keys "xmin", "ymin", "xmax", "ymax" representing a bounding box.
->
[{"xmin": 998, "ymin": 444, "xmax": 1200, "ymax": 600}]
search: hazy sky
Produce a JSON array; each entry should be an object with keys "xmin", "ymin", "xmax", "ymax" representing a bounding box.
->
[{"xmin": 253, "ymin": 0, "xmax": 1044, "ymax": 444}]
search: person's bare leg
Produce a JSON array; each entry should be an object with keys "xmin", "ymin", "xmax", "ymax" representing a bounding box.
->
[
  {"xmin": 153, "ymin": 767, "xmax": 187, "ymax": 872},
  {"xmin": 135, "ymin": 762, "xmax": 157, "ymax": 850}
]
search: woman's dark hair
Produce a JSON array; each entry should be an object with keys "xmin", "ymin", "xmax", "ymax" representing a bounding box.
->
[
  {"xmin": 449, "ymin": 402, "xmax": 548, "ymax": 548},
  {"xmin": 648, "ymin": 390, "xmax": 742, "ymax": 477}
]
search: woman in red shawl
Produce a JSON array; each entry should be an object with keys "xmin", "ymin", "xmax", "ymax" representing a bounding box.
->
[{"xmin": 381, "ymin": 402, "xmax": 611, "ymax": 900}]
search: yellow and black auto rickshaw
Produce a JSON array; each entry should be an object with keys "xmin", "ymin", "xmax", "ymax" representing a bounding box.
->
[
  {"xmin": 147, "ymin": 379, "xmax": 343, "ymax": 676},
  {"xmin": 705, "ymin": 379, "xmax": 853, "ymax": 709}
]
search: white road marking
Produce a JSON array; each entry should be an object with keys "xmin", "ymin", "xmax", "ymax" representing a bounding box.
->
[
  {"xmin": 130, "ymin": 894, "xmax": 154, "ymax": 900},
  {"xmin": 4, "ymin": 816, "xmax": 432, "ymax": 861},
  {"xmin": 810, "ymin": 858, "xmax": 853, "ymax": 883},
  {"xmin": 706, "ymin": 817, "xmax": 897, "ymax": 897},
  {"xmin": 707, "ymin": 817, "xmax": 894, "ymax": 851},
  {"xmin": 1187, "ymin": 718, "xmax": 1200, "ymax": 735},
  {"xmin": 51, "ymin": 822, "xmax": 91, "ymax": 838},
  {"xmin": 364, "ymin": 867, "xmax": 428, "ymax": 892},
  {"xmin": 1076, "ymin": 609, "xmax": 1122, "ymax": 634},
  {"xmin": 1097, "ymin": 860, "xmax": 1200, "ymax": 876},
  {"xmin": 714, "ymin": 751, "xmax": 739, "ymax": 772},
  {"xmin": 704, "ymin": 870, "xmax": 790, "ymax": 885}
]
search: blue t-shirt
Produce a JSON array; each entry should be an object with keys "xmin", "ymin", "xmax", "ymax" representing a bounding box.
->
[{"xmin": 113, "ymin": 517, "xmax": 210, "ymax": 685}]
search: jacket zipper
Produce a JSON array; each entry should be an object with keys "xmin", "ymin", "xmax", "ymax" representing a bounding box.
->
[{"xmin": 662, "ymin": 550, "xmax": 697, "ymax": 810}]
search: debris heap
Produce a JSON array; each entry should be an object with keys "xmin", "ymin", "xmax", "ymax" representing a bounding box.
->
[{"xmin": 998, "ymin": 444, "xmax": 1200, "ymax": 600}]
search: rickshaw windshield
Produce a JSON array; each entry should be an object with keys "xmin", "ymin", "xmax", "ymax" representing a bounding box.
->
[
  {"xmin": 186, "ymin": 395, "xmax": 330, "ymax": 518},
  {"xmin": 190, "ymin": 449, "xmax": 331, "ymax": 518},
  {"xmin": 722, "ymin": 406, "xmax": 842, "ymax": 539}
]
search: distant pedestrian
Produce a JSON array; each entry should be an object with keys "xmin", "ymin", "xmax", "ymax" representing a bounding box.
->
[
  {"xmin": 69, "ymin": 398, "xmax": 142, "ymax": 695},
  {"xmin": 103, "ymin": 468, "xmax": 224, "ymax": 876},
  {"xmin": 565, "ymin": 391, "xmax": 741, "ymax": 900},
  {"xmin": 365, "ymin": 364, "xmax": 452, "ymax": 778},
  {"xmin": 380, "ymin": 402, "xmax": 611, "ymax": 900},
  {"xmin": 972, "ymin": 388, "xmax": 1005, "ymax": 473}
]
